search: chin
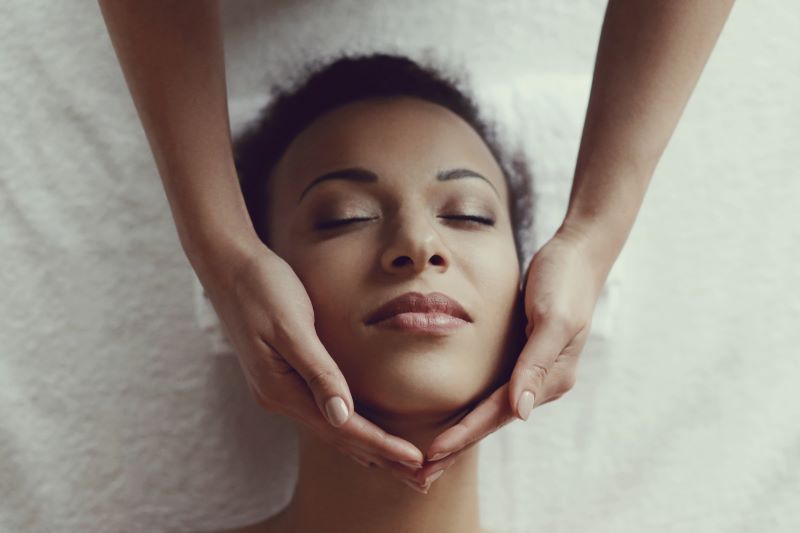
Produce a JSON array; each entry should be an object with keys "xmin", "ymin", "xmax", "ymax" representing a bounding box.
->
[{"xmin": 347, "ymin": 359, "xmax": 504, "ymax": 419}]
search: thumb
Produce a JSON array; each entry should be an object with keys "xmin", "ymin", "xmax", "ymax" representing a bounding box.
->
[
  {"xmin": 508, "ymin": 318, "xmax": 569, "ymax": 421},
  {"xmin": 280, "ymin": 332, "xmax": 354, "ymax": 428}
]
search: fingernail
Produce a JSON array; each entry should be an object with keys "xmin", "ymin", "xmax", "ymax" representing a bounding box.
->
[
  {"xmin": 517, "ymin": 390, "xmax": 534, "ymax": 421},
  {"xmin": 429, "ymin": 451, "xmax": 451, "ymax": 462},
  {"xmin": 400, "ymin": 460, "xmax": 423, "ymax": 469},
  {"xmin": 325, "ymin": 396, "xmax": 349, "ymax": 427},
  {"xmin": 401, "ymin": 478, "xmax": 429, "ymax": 494},
  {"xmin": 424, "ymin": 470, "xmax": 444, "ymax": 486}
]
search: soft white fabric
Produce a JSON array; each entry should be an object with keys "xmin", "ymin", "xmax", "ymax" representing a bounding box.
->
[{"xmin": 1, "ymin": 1, "xmax": 798, "ymax": 532}]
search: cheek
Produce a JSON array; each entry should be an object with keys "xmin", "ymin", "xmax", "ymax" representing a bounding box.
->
[
  {"xmin": 461, "ymin": 237, "xmax": 523, "ymax": 375},
  {"xmin": 285, "ymin": 244, "xmax": 366, "ymax": 345},
  {"xmin": 291, "ymin": 245, "xmax": 362, "ymax": 305},
  {"xmin": 460, "ymin": 234, "xmax": 520, "ymax": 298}
]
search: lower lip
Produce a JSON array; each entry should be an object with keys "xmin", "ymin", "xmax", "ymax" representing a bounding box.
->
[{"xmin": 368, "ymin": 312, "xmax": 470, "ymax": 334}]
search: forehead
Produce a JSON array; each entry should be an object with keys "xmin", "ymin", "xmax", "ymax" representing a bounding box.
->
[{"xmin": 269, "ymin": 96, "xmax": 508, "ymax": 202}]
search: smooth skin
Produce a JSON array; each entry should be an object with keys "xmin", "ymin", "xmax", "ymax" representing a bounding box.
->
[{"xmin": 98, "ymin": 0, "xmax": 735, "ymax": 490}]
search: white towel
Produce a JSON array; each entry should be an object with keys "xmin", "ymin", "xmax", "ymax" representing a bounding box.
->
[{"xmin": 2, "ymin": 0, "xmax": 798, "ymax": 532}]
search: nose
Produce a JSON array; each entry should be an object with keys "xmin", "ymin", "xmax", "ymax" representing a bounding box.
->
[{"xmin": 380, "ymin": 210, "xmax": 450, "ymax": 275}]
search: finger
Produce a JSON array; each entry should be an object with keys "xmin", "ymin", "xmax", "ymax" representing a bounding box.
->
[
  {"xmin": 412, "ymin": 449, "xmax": 461, "ymax": 485},
  {"xmin": 337, "ymin": 447, "xmax": 377, "ymax": 469},
  {"xmin": 425, "ymin": 383, "xmax": 515, "ymax": 462},
  {"xmin": 381, "ymin": 459, "xmax": 444, "ymax": 494},
  {"xmin": 351, "ymin": 455, "xmax": 376, "ymax": 469},
  {"xmin": 258, "ymin": 364, "xmax": 424, "ymax": 466},
  {"xmin": 262, "ymin": 331, "xmax": 354, "ymax": 428},
  {"xmin": 508, "ymin": 319, "xmax": 572, "ymax": 421},
  {"xmin": 340, "ymin": 436, "xmax": 424, "ymax": 470},
  {"xmin": 332, "ymin": 431, "xmax": 423, "ymax": 471},
  {"xmin": 341, "ymin": 436, "xmax": 459, "ymax": 490},
  {"xmin": 335, "ymin": 445, "xmax": 427, "ymax": 490},
  {"xmin": 333, "ymin": 434, "xmax": 434, "ymax": 494},
  {"xmin": 534, "ymin": 353, "xmax": 581, "ymax": 407},
  {"xmin": 381, "ymin": 458, "xmax": 430, "ymax": 488},
  {"xmin": 339, "ymin": 412, "xmax": 425, "ymax": 466},
  {"xmin": 343, "ymin": 448, "xmax": 389, "ymax": 473}
]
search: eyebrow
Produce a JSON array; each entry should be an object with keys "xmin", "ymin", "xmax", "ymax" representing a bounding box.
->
[{"xmin": 297, "ymin": 166, "xmax": 500, "ymax": 204}]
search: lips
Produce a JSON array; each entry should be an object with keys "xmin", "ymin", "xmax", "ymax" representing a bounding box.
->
[{"xmin": 364, "ymin": 291, "xmax": 472, "ymax": 325}]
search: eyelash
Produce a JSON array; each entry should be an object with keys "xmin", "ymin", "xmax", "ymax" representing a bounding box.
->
[
  {"xmin": 315, "ymin": 215, "xmax": 495, "ymax": 230},
  {"xmin": 442, "ymin": 215, "xmax": 496, "ymax": 226}
]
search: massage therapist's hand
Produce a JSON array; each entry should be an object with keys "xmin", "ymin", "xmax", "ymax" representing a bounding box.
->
[
  {"xmin": 202, "ymin": 240, "xmax": 425, "ymax": 474},
  {"xmin": 414, "ymin": 223, "xmax": 605, "ymax": 486}
]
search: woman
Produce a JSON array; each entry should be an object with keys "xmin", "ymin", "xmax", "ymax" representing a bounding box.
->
[{"xmin": 217, "ymin": 53, "xmax": 531, "ymax": 533}]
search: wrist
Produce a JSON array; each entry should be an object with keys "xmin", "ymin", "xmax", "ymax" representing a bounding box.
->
[
  {"xmin": 182, "ymin": 222, "xmax": 265, "ymax": 288},
  {"xmin": 557, "ymin": 213, "xmax": 627, "ymax": 286}
]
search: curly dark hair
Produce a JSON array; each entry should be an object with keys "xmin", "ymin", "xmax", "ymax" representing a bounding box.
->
[{"xmin": 234, "ymin": 52, "xmax": 534, "ymax": 272}]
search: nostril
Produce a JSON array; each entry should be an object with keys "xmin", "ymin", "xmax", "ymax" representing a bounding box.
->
[{"xmin": 392, "ymin": 256, "xmax": 412, "ymax": 267}]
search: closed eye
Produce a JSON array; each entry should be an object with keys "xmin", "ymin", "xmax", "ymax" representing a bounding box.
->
[
  {"xmin": 314, "ymin": 217, "xmax": 375, "ymax": 230},
  {"xmin": 439, "ymin": 215, "xmax": 495, "ymax": 227},
  {"xmin": 314, "ymin": 214, "xmax": 496, "ymax": 231}
]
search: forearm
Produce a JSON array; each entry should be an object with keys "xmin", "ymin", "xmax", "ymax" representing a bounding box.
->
[
  {"xmin": 563, "ymin": 0, "xmax": 734, "ymax": 271},
  {"xmin": 98, "ymin": 0, "xmax": 259, "ymax": 281}
]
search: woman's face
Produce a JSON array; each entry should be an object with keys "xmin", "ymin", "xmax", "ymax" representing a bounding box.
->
[{"xmin": 266, "ymin": 96, "xmax": 526, "ymax": 418}]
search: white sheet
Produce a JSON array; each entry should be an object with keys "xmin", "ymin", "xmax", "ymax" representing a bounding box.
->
[{"xmin": 1, "ymin": 1, "xmax": 798, "ymax": 532}]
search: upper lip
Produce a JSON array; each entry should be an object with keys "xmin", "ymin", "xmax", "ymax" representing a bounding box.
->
[{"xmin": 364, "ymin": 291, "xmax": 472, "ymax": 325}]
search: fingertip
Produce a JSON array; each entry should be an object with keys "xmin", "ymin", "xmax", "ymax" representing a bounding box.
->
[
  {"xmin": 516, "ymin": 390, "xmax": 535, "ymax": 421},
  {"xmin": 427, "ymin": 423, "xmax": 467, "ymax": 461},
  {"xmin": 426, "ymin": 439, "xmax": 454, "ymax": 462},
  {"xmin": 428, "ymin": 450, "xmax": 452, "ymax": 462},
  {"xmin": 324, "ymin": 396, "xmax": 350, "ymax": 427},
  {"xmin": 406, "ymin": 448, "xmax": 425, "ymax": 465}
]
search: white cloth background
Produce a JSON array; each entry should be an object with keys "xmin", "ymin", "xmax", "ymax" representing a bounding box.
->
[{"xmin": 1, "ymin": 1, "xmax": 798, "ymax": 532}]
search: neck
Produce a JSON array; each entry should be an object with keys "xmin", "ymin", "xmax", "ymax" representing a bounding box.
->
[{"xmin": 276, "ymin": 405, "xmax": 485, "ymax": 533}]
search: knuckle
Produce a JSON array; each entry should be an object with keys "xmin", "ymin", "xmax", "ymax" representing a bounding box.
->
[
  {"xmin": 306, "ymin": 367, "xmax": 336, "ymax": 391},
  {"xmin": 526, "ymin": 361, "xmax": 549, "ymax": 383},
  {"xmin": 268, "ymin": 313, "xmax": 296, "ymax": 344},
  {"xmin": 251, "ymin": 336, "xmax": 293, "ymax": 376},
  {"xmin": 261, "ymin": 349, "xmax": 293, "ymax": 376},
  {"xmin": 529, "ymin": 304, "xmax": 549, "ymax": 325}
]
